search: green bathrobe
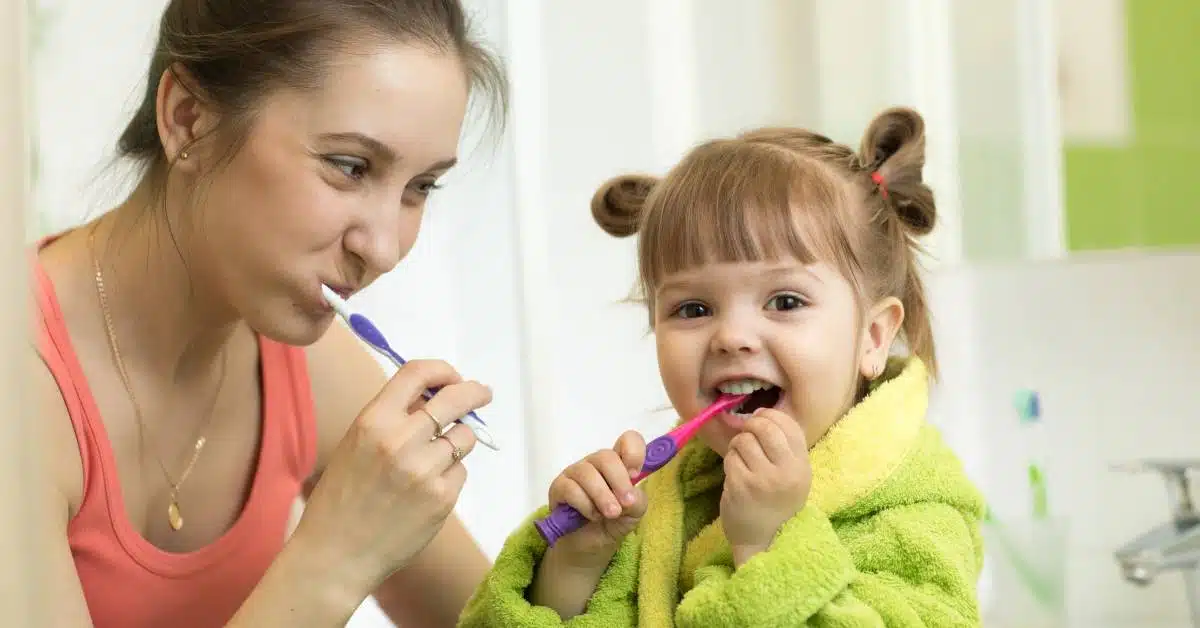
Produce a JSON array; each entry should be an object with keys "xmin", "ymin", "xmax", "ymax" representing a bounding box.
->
[{"xmin": 459, "ymin": 357, "xmax": 986, "ymax": 627}]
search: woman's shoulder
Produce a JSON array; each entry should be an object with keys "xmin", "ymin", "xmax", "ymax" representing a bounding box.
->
[{"xmin": 29, "ymin": 233, "xmax": 92, "ymax": 517}]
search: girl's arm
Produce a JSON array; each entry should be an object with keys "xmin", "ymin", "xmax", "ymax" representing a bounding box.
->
[
  {"xmin": 458, "ymin": 508, "xmax": 641, "ymax": 628},
  {"xmin": 305, "ymin": 322, "xmax": 490, "ymax": 626},
  {"xmin": 528, "ymin": 544, "xmax": 614, "ymax": 619}
]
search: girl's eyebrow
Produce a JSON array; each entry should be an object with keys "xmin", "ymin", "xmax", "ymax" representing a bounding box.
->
[
  {"xmin": 763, "ymin": 265, "xmax": 825, "ymax": 284},
  {"xmin": 658, "ymin": 265, "xmax": 824, "ymax": 294}
]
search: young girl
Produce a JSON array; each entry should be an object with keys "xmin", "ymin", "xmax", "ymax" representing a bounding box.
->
[{"xmin": 459, "ymin": 108, "xmax": 985, "ymax": 627}]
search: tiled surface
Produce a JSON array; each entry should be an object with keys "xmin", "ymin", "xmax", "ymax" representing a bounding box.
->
[
  {"xmin": 926, "ymin": 250, "xmax": 1200, "ymax": 625},
  {"xmin": 1065, "ymin": 0, "xmax": 1200, "ymax": 251}
]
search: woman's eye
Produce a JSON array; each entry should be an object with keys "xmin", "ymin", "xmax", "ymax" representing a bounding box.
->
[
  {"xmin": 326, "ymin": 156, "xmax": 368, "ymax": 181},
  {"xmin": 766, "ymin": 293, "xmax": 805, "ymax": 311},
  {"xmin": 413, "ymin": 179, "xmax": 444, "ymax": 196},
  {"xmin": 674, "ymin": 302, "xmax": 711, "ymax": 319}
]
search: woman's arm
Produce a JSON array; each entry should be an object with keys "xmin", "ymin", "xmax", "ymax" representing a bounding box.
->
[
  {"xmin": 371, "ymin": 513, "xmax": 490, "ymax": 625},
  {"xmin": 305, "ymin": 321, "xmax": 491, "ymax": 626},
  {"xmin": 29, "ymin": 352, "xmax": 95, "ymax": 627}
]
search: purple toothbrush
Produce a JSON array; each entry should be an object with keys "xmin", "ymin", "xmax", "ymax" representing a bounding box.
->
[
  {"xmin": 534, "ymin": 393, "xmax": 748, "ymax": 545},
  {"xmin": 321, "ymin": 284, "xmax": 497, "ymax": 450}
]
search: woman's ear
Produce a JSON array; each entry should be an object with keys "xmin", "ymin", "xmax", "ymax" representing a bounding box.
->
[
  {"xmin": 154, "ymin": 64, "xmax": 219, "ymax": 172},
  {"xmin": 859, "ymin": 296, "xmax": 904, "ymax": 380}
]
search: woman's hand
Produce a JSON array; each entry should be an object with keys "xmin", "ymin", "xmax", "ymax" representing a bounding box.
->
[
  {"xmin": 720, "ymin": 408, "xmax": 812, "ymax": 567},
  {"xmin": 292, "ymin": 358, "xmax": 492, "ymax": 598}
]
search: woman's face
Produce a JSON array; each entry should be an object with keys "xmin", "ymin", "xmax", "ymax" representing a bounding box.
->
[{"xmin": 187, "ymin": 43, "xmax": 469, "ymax": 344}]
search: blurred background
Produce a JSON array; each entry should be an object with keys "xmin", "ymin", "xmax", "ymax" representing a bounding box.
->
[{"xmin": 12, "ymin": 0, "xmax": 1200, "ymax": 626}]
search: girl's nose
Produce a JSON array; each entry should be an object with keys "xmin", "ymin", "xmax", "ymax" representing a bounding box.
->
[{"xmin": 710, "ymin": 315, "xmax": 762, "ymax": 355}]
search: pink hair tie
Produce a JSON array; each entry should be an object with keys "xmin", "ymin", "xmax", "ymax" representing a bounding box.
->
[{"xmin": 870, "ymin": 171, "xmax": 888, "ymax": 199}]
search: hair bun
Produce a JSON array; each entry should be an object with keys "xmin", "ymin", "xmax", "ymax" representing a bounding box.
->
[
  {"xmin": 859, "ymin": 107, "xmax": 936, "ymax": 237},
  {"xmin": 591, "ymin": 174, "xmax": 656, "ymax": 237}
]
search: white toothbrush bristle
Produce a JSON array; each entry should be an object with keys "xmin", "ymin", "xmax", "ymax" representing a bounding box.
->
[{"xmin": 320, "ymin": 284, "xmax": 352, "ymax": 318}]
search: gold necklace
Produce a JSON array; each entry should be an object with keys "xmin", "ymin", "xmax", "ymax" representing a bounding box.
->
[{"xmin": 89, "ymin": 228, "xmax": 227, "ymax": 532}]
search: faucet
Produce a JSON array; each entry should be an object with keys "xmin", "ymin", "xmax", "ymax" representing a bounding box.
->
[{"xmin": 1113, "ymin": 459, "xmax": 1200, "ymax": 627}]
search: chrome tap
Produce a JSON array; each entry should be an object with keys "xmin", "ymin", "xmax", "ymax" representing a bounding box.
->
[{"xmin": 1113, "ymin": 459, "xmax": 1200, "ymax": 627}]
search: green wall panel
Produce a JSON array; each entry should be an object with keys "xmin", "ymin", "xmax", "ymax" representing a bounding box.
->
[{"xmin": 1065, "ymin": 0, "xmax": 1200, "ymax": 251}]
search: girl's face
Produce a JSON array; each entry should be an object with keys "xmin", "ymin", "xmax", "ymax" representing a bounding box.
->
[
  {"xmin": 173, "ymin": 43, "xmax": 469, "ymax": 345},
  {"xmin": 652, "ymin": 258, "xmax": 901, "ymax": 456}
]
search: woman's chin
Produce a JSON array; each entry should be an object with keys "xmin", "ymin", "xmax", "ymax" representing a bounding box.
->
[{"xmin": 247, "ymin": 305, "xmax": 335, "ymax": 347}]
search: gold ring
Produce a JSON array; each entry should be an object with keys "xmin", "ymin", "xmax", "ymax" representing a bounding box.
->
[
  {"xmin": 439, "ymin": 434, "xmax": 467, "ymax": 463},
  {"xmin": 419, "ymin": 407, "xmax": 441, "ymax": 438}
]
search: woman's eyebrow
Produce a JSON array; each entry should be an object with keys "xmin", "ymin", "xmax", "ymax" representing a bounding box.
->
[
  {"xmin": 318, "ymin": 131, "xmax": 397, "ymax": 164},
  {"xmin": 318, "ymin": 131, "xmax": 458, "ymax": 174}
]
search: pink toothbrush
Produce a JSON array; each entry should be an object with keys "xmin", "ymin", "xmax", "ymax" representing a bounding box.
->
[{"xmin": 534, "ymin": 393, "xmax": 749, "ymax": 546}]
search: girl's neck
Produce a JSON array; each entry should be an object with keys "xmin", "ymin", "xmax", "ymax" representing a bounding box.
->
[{"xmin": 92, "ymin": 182, "xmax": 241, "ymax": 386}]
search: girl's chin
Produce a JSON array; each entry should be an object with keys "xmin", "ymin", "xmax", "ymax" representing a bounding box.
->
[
  {"xmin": 718, "ymin": 411, "xmax": 748, "ymax": 431},
  {"xmin": 696, "ymin": 418, "xmax": 741, "ymax": 456}
]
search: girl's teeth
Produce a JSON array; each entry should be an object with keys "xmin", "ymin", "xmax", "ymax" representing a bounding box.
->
[{"xmin": 717, "ymin": 378, "xmax": 773, "ymax": 395}]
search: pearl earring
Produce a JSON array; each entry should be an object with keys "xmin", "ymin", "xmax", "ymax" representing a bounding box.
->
[{"xmin": 179, "ymin": 150, "xmax": 190, "ymax": 160}]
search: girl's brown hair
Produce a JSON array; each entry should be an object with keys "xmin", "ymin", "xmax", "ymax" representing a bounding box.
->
[{"xmin": 591, "ymin": 107, "xmax": 938, "ymax": 375}]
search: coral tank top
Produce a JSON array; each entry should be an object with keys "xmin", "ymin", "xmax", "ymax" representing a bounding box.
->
[{"xmin": 31, "ymin": 251, "xmax": 318, "ymax": 627}]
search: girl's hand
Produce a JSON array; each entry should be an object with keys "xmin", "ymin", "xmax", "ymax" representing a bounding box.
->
[
  {"xmin": 293, "ymin": 359, "xmax": 492, "ymax": 597},
  {"xmin": 720, "ymin": 408, "xmax": 812, "ymax": 565},
  {"xmin": 544, "ymin": 431, "xmax": 649, "ymax": 568}
]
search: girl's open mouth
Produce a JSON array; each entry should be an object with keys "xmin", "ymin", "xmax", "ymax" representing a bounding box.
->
[
  {"xmin": 731, "ymin": 385, "xmax": 782, "ymax": 417},
  {"xmin": 712, "ymin": 378, "xmax": 784, "ymax": 422}
]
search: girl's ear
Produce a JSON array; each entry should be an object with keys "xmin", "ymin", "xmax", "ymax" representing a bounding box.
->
[{"xmin": 859, "ymin": 296, "xmax": 904, "ymax": 380}]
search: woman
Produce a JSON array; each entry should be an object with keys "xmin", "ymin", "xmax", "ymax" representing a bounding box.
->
[{"xmin": 30, "ymin": 1, "xmax": 506, "ymax": 626}]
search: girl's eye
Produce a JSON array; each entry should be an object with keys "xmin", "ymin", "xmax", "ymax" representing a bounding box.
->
[
  {"xmin": 325, "ymin": 156, "xmax": 369, "ymax": 181},
  {"xmin": 674, "ymin": 302, "xmax": 711, "ymax": 319},
  {"xmin": 766, "ymin": 293, "xmax": 805, "ymax": 312}
]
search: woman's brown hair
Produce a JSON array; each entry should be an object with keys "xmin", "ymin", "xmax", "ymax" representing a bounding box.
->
[
  {"xmin": 591, "ymin": 107, "xmax": 939, "ymax": 375},
  {"xmin": 118, "ymin": 0, "xmax": 507, "ymax": 187}
]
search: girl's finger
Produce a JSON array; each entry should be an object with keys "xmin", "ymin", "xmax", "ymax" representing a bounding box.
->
[
  {"xmin": 744, "ymin": 411, "xmax": 793, "ymax": 465},
  {"xmin": 730, "ymin": 431, "xmax": 771, "ymax": 473},
  {"xmin": 589, "ymin": 450, "xmax": 639, "ymax": 508},
  {"xmin": 565, "ymin": 462, "xmax": 623, "ymax": 519},
  {"xmin": 549, "ymin": 476, "xmax": 602, "ymax": 522}
]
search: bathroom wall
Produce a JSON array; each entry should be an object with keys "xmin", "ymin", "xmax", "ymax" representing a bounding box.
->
[
  {"xmin": 2, "ymin": 1, "xmax": 47, "ymax": 624},
  {"xmin": 927, "ymin": 250, "xmax": 1200, "ymax": 627}
]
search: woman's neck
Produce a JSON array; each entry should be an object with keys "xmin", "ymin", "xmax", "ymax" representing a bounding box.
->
[{"xmin": 92, "ymin": 184, "xmax": 241, "ymax": 385}]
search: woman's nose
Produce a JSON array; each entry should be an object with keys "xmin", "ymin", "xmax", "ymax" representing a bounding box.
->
[{"xmin": 344, "ymin": 206, "xmax": 409, "ymax": 276}]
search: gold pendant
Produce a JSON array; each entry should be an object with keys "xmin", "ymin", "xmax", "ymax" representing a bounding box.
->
[{"xmin": 167, "ymin": 501, "xmax": 184, "ymax": 531}]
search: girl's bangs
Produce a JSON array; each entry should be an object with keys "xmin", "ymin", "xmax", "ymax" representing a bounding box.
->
[{"xmin": 639, "ymin": 144, "xmax": 850, "ymax": 287}]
